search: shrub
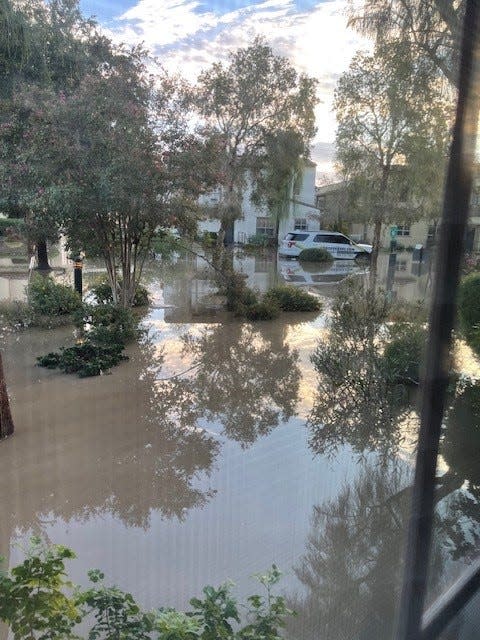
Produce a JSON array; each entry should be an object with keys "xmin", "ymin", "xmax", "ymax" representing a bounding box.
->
[
  {"xmin": 223, "ymin": 272, "xmax": 258, "ymax": 312},
  {"xmin": 458, "ymin": 273, "xmax": 480, "ymax": 354},
  {"xmin": 28, "ymin": 274, "xmax": 83, "ymax": 316},
  {"xmin": 244, "ymin": 300, "xmax": 280, "ymax": 321},
  {"xmin": 0, "ymin": 301, "xmax": 35, "ymax": 328},
  {"xmin": 37, "ymin": 304, "xmax": 138, "ymax": 377},
  {"xmin": 0, "ymin": 540, "xmax": 293, "ymax": 640},
  {"xmin": 37, "ymin": 341, "xmax": 127, "ymax": 377},
  {"xmin": 298, "ymin": 248, "xmax": 333, "ymax": 263},
  {"xmin": 75, "ymin": 303, "xmax": 139, "ymax": 345},
  {"xmin": 383, "ymin": 326, "xmax": 427, "ymax": 384},
  {"xmin": 246, "ymin": 233, "xmax": 275, "ymax": 248},
  {"xmin": 264, "ymin": 285, "xmax": 321, "ymax": 312},
  {"xmin": 0, "ymin": 218, "xmax": 26, "ymax": 236},
  {"xmin": 90, "ymin": 280, "xmax": 149, "ymax": 307}
]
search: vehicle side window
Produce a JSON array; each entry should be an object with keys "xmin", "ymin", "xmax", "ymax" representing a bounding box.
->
[
  {"xmin": 324, "ymin": 235, "xmax": 340, "ymax": 243},
  {"xmin": 336, "ymin": 236, "xmax": 351, "ymax": 244},
  {"xmin": 313, "ymin": 234, "xmax": 329, "ymax": 243}
]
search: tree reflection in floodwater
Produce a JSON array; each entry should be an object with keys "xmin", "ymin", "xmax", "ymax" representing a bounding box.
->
[
  {"xmin": 287, "ymin": 462, "xmax": 443, "ymax": 640},
  {"xmin": 293, "ymin": 371, "xmax": 480, "ymax": 640},
  {"xmin": 0, "ymin": 330, "xmax": 220, "ymax": 565},
  {"xmin": 307, "ymin": 280, "xmax": 418, "ymax": 458},
  {"xmin": 156, "ymin": 322, "xmax": 301, "ymax": 448}
]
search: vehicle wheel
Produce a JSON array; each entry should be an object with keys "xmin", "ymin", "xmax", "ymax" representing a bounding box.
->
[{"xmin": 355, "ymin": 252, "xmax": 371, "ymax": 263}]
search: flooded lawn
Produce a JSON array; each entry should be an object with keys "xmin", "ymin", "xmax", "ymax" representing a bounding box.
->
[{"xmin": 0, "ymin": 249, "xmax": 478, "ymax": 639}]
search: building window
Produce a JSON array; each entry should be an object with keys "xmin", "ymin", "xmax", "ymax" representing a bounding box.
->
[
  {"xmin": 294, "ymin": 218, "xmax": 308, "ymax": 231},
  {"xmin": 397, "ymin": 224, "xmax": 411, "ymax": 237},
  {"xmin": 256, "ymin": 217, "xmax": 274, "ymax": 237},
  {"xmin": 316, "ymin": 195, "xmax": 326, "ymax": 212}
]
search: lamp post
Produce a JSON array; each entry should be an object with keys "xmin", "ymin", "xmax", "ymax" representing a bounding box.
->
[{"xmin": 73, "ymin": 255, "xmax": 83, "ymax": 298}]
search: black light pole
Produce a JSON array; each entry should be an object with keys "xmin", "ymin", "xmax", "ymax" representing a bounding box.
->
[{"xmin": 73, "ymin": 255, "xmax": 83, "ymax": 298}]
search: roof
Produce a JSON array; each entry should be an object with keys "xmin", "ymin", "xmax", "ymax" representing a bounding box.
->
[{"xmin": 315, "ymin": 181, "xmax": 346, "ymax": 195}]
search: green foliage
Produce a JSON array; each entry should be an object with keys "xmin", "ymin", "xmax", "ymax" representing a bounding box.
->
[
  {"xmin": 0, "ymin": 537, "xmax": 80, "ymax": 640},
  {"xmin": 298, "ymin": 248, "xmax": 333, "ymax": 263},
  {"xmin": 245, "ymin": 234, "xmax": 275, "ymax": 248},
  {"xmin": 90, "ymin": 280, "xmax": 149, "ymax": 308},
  {"xmin": 383, "ymin": 325, "xmax": 427, "ymax": 384},
  {"xmin": 0, "ymin": 541, "xmax": 294, "ymax": 640},
  {"xmin": 0, "ymin": 300, "xmax": 35, "ymax": 329},
  {"xmin": 77, "ymin": 570, "xmax": 152, "ymax": 639},
  {"xmin": 190, "ymin": 583, "xmax": 239, "ymax": 640},
  {"xmin": 458, "ymin": 273, "xmax": 480, "ymax": 355},
  {"xmin": 37, "ymin": 303, "xmax": 138, "ymax": 377},
  {"xmin": 223, "ymin": 273, "xmax": 258, "ymax": 313},
  {"xmin": 0, "ymin": 218, "xmax": 26, "ymax": 236},
  {"xmin": 28, "ymin": 274, "xmax": 82, "ymax": 317},
  {"xmin": 75, "ymin": 304, "xmax": 139, "ymax": 345},
  {"xmin": 37, "ymin": 341, "xmax": 127, "ymax": 378},
  {"xmin": 153, "ymin": 610, "xmax": 202, "ymax": 640},
  {"xmin": 264, "ymin": 285, "xmax": 321, "ymax": 312},
  {"xmin": 244, "ymin": 300, "xmax": 280, "ymax": 321}
]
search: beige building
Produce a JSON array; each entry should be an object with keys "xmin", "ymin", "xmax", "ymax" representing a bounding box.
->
[{"xmin": 315, "ymin": 176, "xmax": 480, "ymax": 252}]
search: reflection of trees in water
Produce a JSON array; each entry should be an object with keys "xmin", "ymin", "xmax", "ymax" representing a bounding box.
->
[
  {"xmin": 292, "ymin": 379, "xmax": 480, "ymax": 640},
  {"xmin": 156, "ymin": 323, "xmax": 301, "ymax": 448},
  {"xmin": 307, "ymin": 281, "xmax": 416, "ymax": 458},
  {"xmin": 0, "ymin": 335, "xmax": 220, "ymax": 562},
  {"xmin": 438, "ymin": 383, "xmax": 480, "ymax": 562},
  {"xmin": 287, "ymin": 463, "xmax": 444, "ymax": 640}
]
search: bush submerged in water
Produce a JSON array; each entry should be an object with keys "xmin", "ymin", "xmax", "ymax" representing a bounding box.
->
[
  {"xmin": 28, "ymin": 274, "xmax": 83, "ymax": 317},
  {"xmin": 383, "ymin": 325, "xmax": 427, "ymax": 385},
  {"xmin": 90, "ymin": 279, "xmax": 149, "ymax": 307},
  {"xmin": 244, "ymin": 300, "xmax": 280, "ymax": 321},
  {"xmin": 298, "ymin": 248, "xmax": 333, "ymax": 263},
  {"xmin": 264, "ymin": 285, "xmax": 321, "ymax": 312},
  {"xmin": 37, "ymin": 304, "xmax": 139, "ymax": 377}
]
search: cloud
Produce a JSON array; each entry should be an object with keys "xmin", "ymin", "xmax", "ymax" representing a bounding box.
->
[{"xmin": 105, "ymin": 0, "xmax": 370, "ymax": 175}]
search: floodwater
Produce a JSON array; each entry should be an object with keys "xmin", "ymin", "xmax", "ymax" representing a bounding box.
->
[{"xmin": 0, "ymin": 249, "xmax": 479, "ymax": 639}]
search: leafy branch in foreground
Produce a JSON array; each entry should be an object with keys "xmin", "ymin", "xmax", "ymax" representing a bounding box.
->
[{"xmin": 0, "ymin": 539, "xmax": 293, "ymax": 640}]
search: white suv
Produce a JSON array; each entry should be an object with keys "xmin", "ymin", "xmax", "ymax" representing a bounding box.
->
[{"xmin": 279, "ymin": 231, "xmax": 372, "ymax": 260}]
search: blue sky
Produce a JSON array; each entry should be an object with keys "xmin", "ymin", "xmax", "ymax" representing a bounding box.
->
[{"xmin": 79, "ymin": 0, "xmax": 369, "ymax": 176}]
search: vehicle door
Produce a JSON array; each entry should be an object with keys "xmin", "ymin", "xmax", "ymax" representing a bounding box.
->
[
  {"xmin": 333, "ymin": 234, "xmax": 358, "ymax": 258},
  {"xmin": 312, "ymin": 233, "xmax": 335, "ymax": 256}
]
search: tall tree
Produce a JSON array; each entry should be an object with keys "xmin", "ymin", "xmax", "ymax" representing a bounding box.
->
[
  {"xmin": 348, "ymin": 0, "xmax": 465, "ymax": 88},
  {"xmin": 194, "ymin": 37, "xmax": 317, "ymax": 248},
  {"xmin": 334, "ymin": 44, "xmax": 451, "ymax": 283},
  {"xmin": 0, "ymin": 352, "xmax": 14, "ymax": 439},
  {"xmin": 251, "ymin": 129, "xmax": 305, "ymax": 243},
  {"xmin": 0, "ymin": 0, "xmax": 112, "ymax": 269}
]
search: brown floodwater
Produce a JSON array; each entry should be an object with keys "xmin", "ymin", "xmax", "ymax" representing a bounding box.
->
[{"xmin": 0, "ymin": 250, "xmax": 478, "ymax": 640}]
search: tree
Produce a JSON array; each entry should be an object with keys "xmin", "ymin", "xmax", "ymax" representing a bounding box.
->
[
  {"xmin": 0, "ymin": 0, "xmax": 113, "ymax": 269},
  {"xmin": 334, "ymin": 44, "xmax": 451, "ymax": 283},
  {"xmin": 194, "ymin": 37, "xmax": 317, "ymax": 249},
  {"xmin": 0, "ymin": 352, "xmax": 14, "ymax": 439},
  {"xmin": 15, "ymin": 48, "xmax": 210, "ymax": 307},
  {"xmin": 251, "ymin": 129, "xmax": 305, "ymax": 242},
  {"xmin": 348, "ymin": 0, "xmax": 465, "ymax": 88}
]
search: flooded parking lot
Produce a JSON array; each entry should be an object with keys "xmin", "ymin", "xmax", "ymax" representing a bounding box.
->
[{"xmin": 0, "ymin": 249, "xmax": 478, "ymax": 639}]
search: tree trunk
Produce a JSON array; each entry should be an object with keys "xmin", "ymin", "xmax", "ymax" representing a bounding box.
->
[
  {"xmin": 35, "ymin": 239, "xmax": 51, "ymax": 271},
  {"xmin": 0, "ymin": 352, "xmax": 14, "ymax": 439}
]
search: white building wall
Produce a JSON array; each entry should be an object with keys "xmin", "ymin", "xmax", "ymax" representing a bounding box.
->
[{"xmin": 198, "ymin": 161, "xmax": 318, "ymax": 243}]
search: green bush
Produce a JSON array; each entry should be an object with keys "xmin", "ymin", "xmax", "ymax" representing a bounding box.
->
[
  {"xmin": 28, "ymin": 274, "xmax": 82, "ymax": 316},
  {"xmin": 0, "ymin": 218, "xmax": 26, "ymax": 236},
  {"xmin": 223, "ymin": 272, "xmax": 258, "ymax": 312},
  {"xmin": 37, "ymin": 304, "xmax": 138, "ymax": 377},
  {"xmin": 0, "ymin": 540, "xmax": 293, "ymax": 640},
  {"xmin": 383, "ymin": 326, "xmax": 427, "ymax": 384},
  {"xmin": 37, "ymin": 341, "xmax": 127, "ymax": 377},
  {"xmin": 244, "ymin": 300, "xmax": 280, "ymax": 321},
  {"xmin": 298, "ymin": 248, "xmax": 333, "ymax": 263},
  {"xmin": 264, "ymin": 285, "xmax": 321, "ymax": 312},
  {"xmin": 458, "ymin": 273, "xmax": 480, "ymax": 354},
  {"xmin": 75, "ymin": 303, "xmax": 139, "ymax": 345},
  {"xmin": 90, "ymin": 280, "xmax": 149, "ymax": 307}
]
